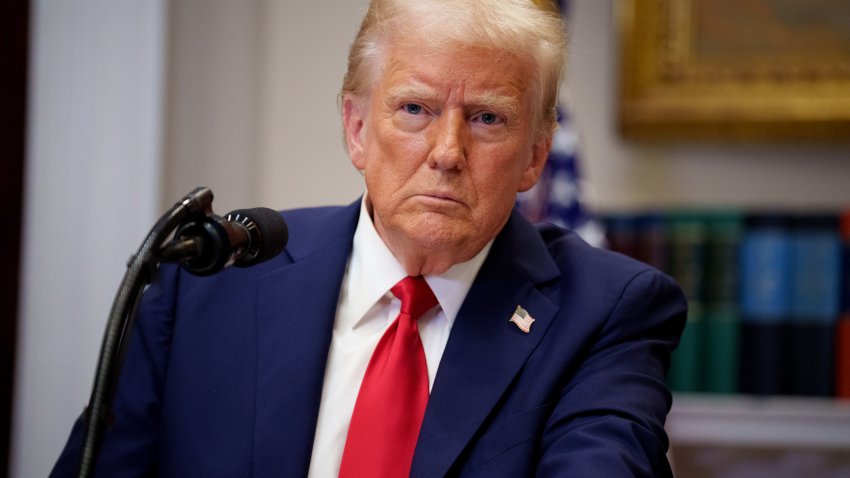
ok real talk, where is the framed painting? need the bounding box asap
[617,0,850,141]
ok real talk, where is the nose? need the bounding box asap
[427,111,466,171]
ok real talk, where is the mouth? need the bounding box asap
[418,191,462,204]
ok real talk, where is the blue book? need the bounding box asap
[739,214,793,395]
[788,215,842,396]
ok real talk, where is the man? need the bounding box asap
[53,0,686,476]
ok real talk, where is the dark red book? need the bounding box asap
[836,211,850,398]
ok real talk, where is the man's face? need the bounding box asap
[343,41,551,273]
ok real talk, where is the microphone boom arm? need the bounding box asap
[77,187,214,478]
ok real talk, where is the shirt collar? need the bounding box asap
[343,194,493,328]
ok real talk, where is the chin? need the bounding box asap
[404,220,475,255]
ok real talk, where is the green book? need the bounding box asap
[702,211,743,394]
[665,211,707,392]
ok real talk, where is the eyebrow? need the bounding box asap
[386,84,521,118]
[468,91,521,118]
[386,84,440,104]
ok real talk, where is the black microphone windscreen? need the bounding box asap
[228,207,289,267]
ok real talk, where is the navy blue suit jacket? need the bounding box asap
[53,201,686,477]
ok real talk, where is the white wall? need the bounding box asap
[255,0,368,210]
[567,0,850,212]
[164,0,368,215]
[163,0,265,215]
[11,1,166,476]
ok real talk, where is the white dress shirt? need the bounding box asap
[307,195,492,477]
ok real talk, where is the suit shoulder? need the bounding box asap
[534,222,687,340]
[535,222,668,284]
[278,202,359,258]
[280,204,354,229]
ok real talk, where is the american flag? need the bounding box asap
[516,1,606,247]
[516,108,606,247]
[509,306,535,334]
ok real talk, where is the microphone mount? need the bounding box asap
[76,187,287,478]
[158,207,288,276]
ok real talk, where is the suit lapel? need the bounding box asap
[252,203,359,476]
[411,211,561,477]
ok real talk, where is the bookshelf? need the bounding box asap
[599,209,850,398]
[597,210,850,475]
[667,394,850,477]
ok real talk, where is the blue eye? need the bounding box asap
[480,113,499,125]
[403,104,422,115]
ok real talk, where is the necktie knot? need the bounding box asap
[391,276,438,320]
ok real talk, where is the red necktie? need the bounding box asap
[338,276,438,478]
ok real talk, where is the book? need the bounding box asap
[604,213,640,260]
[635,212,669,271]
[837,210,850,399]
[739,214,793,396]
[837,318,850,398]
[665,211,707,393]
[787,215,842,396]
[702,211,743,394]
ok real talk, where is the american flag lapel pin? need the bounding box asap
[509,305,535,334]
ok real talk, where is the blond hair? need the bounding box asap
[341,0,567,138]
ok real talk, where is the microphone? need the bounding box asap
[160,207,289,276]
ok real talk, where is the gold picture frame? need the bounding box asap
[617,0,850,141]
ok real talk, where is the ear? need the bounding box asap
[517,133,552,192]
[343,94,368,170]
